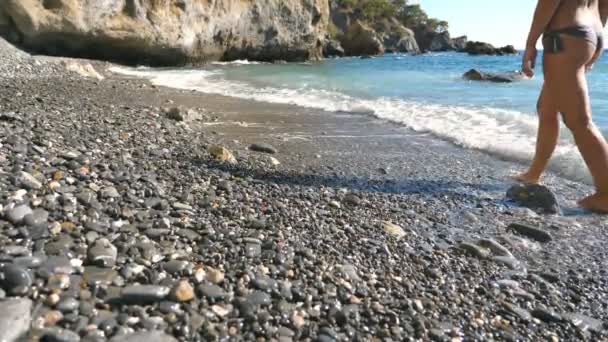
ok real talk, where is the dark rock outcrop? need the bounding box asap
[339,21,385,56]
[464,41,517,56]
[323,38,345,58]
[463,69,527,83]
[452,36,468,50]
[0,0,329,66]
[379,21,419,53]
[414,28,454,52]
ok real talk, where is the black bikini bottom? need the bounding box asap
[542,25,603,53]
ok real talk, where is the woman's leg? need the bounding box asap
[516,85,560,184]
[545,37,608,212]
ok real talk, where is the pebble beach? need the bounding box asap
[0,38,607,341]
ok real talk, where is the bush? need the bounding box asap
[333,0,448,33]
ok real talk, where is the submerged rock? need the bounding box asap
[508,223,553,243]
[506,183,561,214]
[249,143,278,154]
[463,69,527,83]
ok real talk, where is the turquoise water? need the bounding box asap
[112,52,608,182]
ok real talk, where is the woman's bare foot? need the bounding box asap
[578,193,608,213]
[512,171,541,184]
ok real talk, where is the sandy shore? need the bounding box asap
[0,41,607,340]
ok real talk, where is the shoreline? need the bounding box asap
[1,44,607,340]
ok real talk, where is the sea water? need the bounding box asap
[111,52,608,183]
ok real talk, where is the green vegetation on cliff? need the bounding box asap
[334,0,448,33]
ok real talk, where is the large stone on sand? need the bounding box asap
[506,183,561,214]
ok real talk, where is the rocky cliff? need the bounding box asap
[0,0,329,65]
[327,3,418,57]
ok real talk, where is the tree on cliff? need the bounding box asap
[334,0,448,33]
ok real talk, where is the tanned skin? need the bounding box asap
[518,0,608,213]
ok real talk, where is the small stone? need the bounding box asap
[382,221,406,238]
[198,284,226,301]
[329,200,341,209]
[211,304,232,317]
[162,260,189,275]
[6,205,33,225]
[491,256,522,270]
[458,241,489,259]
[56,298,79,313]
[47,273,71,291]
[208,145,237,164]
[17,171,42,190]
[101,187,120,199]
[24,209,49,228]
[249,143,278,154]
[41,327,81,342]
[172,202,192,211]
[268,157,281,166]
[0,265,32,295]
[109,330,178,342]
[83,267,118,286]
[344,194,361,206]
[44,310,64,326]
[291,310,307,328]
[477,239,513,257]
[120,285,170,304]
[170,280,195,302]
[502,302,532,322]
[206,267,224,284]
[0,298,32,342]
[566,313,603,332]
[531,308,563,323]
[9,189,27,202]
[87,238,118,267]
[246,291,271,306]
[509,223,552,243]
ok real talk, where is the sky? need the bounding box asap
[419,0,608,49]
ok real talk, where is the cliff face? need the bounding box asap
[327,5,418,57]
[0,0,329,65]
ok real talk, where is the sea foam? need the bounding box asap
[110,66,591,183]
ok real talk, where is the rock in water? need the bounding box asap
[506,184,561,214]
[249,143,278,154]
[463,69,527,83]
[463,41,517,55]
[0,298,32,342]
[508,223,553,243]
[208,145,237,164]
[0,0,329,65]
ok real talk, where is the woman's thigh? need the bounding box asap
[543,36,595,127]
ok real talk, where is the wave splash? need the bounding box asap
[109,66,590,183]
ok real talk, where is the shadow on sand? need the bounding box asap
[195,158,506,202]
